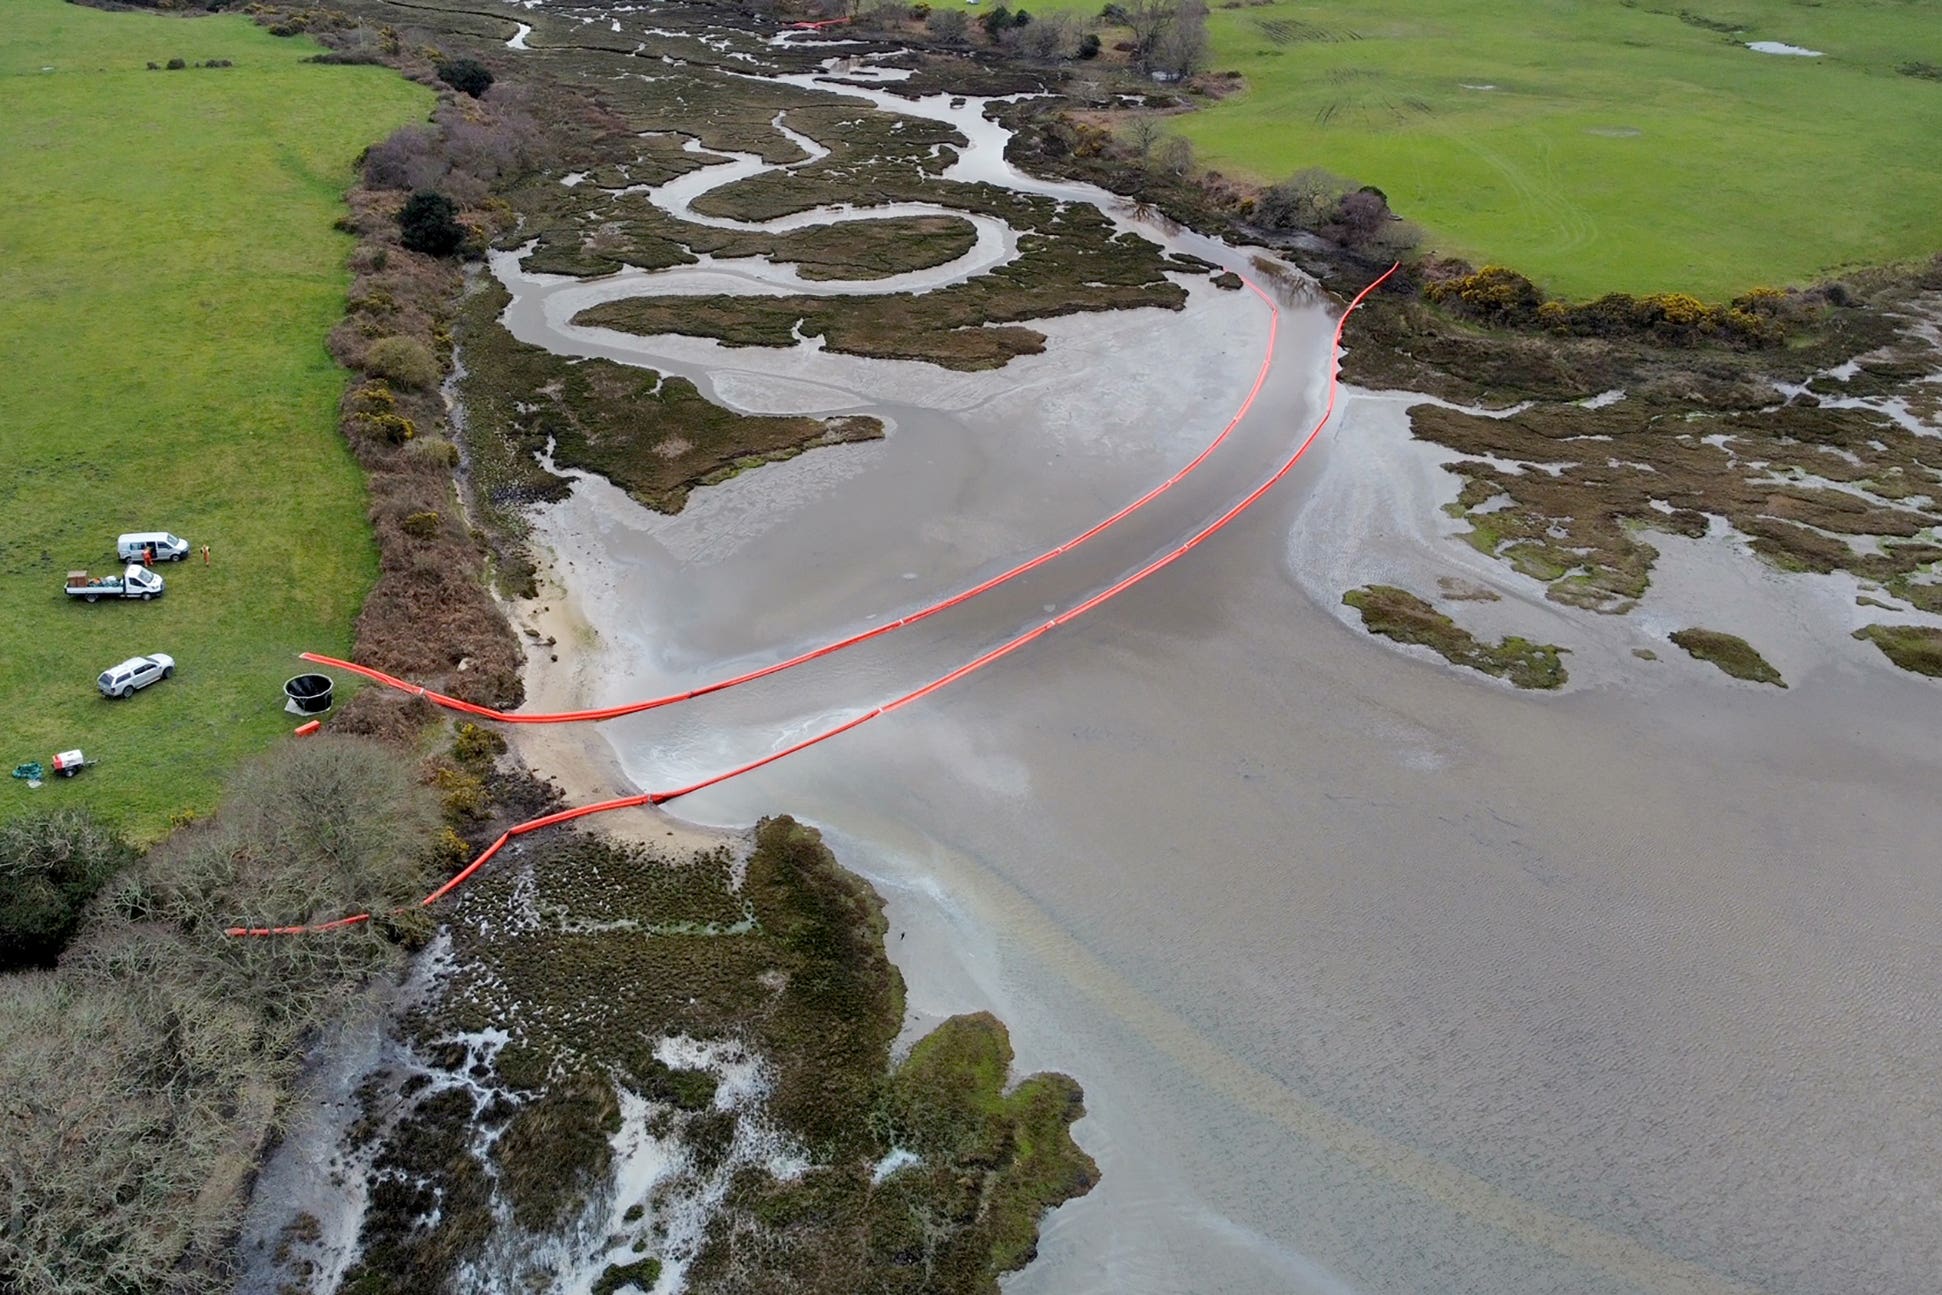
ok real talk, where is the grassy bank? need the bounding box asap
[0,0,429,836]
[1038,0,1942,297]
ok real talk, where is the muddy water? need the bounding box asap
[497,48,1941,1295]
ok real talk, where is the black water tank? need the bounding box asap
[284,673,334,714]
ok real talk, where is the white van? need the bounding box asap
[117,532,190,562]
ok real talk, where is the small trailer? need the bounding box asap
[9,751,94,787]
[50,750,94,778]
[66,565,165,602]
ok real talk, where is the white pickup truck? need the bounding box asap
[66,565,165,602]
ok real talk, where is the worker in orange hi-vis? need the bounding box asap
[142,545,152,569]
[202,543,211,566]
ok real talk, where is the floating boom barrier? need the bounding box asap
[229,263,1396,937]
[299,268,1298,723]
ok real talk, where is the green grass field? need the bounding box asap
[0,0,429,837]
[1046,0,1942,297]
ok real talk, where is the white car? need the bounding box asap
[98,653,175,699]
[117,532,191,563]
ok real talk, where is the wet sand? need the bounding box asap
[483,47,1940,1295]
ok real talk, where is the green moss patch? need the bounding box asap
[593,1258,663,1295]
[341,1086,496,1289]
[494,1070,624,1231]
[1852,623,1942,677]
[878,1012,1100,1277]
[1343,584,1568,689]
[1669,628,1786,687]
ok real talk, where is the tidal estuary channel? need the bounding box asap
[434,22,1938,1295]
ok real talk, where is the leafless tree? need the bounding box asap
[1157,133,1195,177]
[928,7,969,43]
[1151,0,1208,77]
[1330,188,1395,248]
[1017,11,1079,60]
[1127,113,1164,167]
[1364,218,1424,257]
[1255,167,1351,230]
[1120,0,1176,67]
[859,0,910,30]
[363,124,446,191]
[0,736,440,1295]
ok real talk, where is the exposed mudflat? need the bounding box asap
[477,16,1937,1295]
[532,359,1942,1295]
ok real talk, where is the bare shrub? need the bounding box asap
[1255,167,1351,231]
[858,0,913,31]
[0,738,437,1294]
[1017,11,1079,59]
[330,691,438,744]
[0,809,134,970]
[442,109,540,189]
[928,7,969,42]
[1364,216,1423,258]
[362,123,445,190]
[406,435,462,468]
[1329,187,1394,247]
[142,736,438,934]
[364,335,440,389]
[1156,133,1195,177]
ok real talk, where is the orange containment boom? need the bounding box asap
[229,265,1397,937]
[300,266,1302,724]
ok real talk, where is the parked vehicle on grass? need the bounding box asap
[65,565,165,602]
[97,653,175,699]
[117,531,190,563]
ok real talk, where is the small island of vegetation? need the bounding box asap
[1342,584,1568,689]
[1669,627,1786,687]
